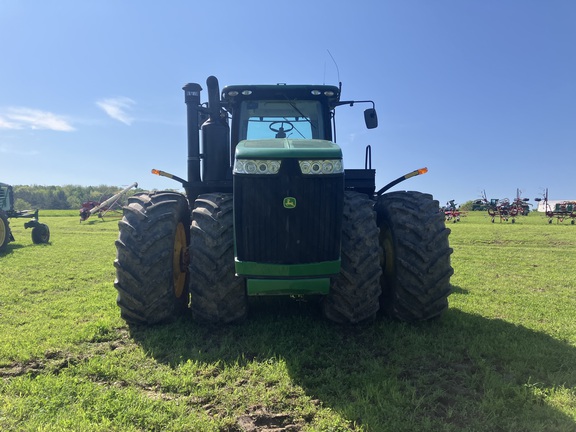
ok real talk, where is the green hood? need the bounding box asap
[235,139,342,160]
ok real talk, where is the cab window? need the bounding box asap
[238,100,325,140]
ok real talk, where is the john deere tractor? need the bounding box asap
[0,182,50,252]
[114,76,453,325]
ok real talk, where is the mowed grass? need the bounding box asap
[0,208,575,431]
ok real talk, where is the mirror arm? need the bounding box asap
[335,100,375,109]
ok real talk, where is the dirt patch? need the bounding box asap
[0,350,83,378]
[236,407,303,432]
[0,359,45,377]
[0,328,131,378]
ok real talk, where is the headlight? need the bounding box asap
[234,159,281,175]
[299,159,343,175]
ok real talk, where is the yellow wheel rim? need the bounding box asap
[0,219,6,246]
[172,222,187,298]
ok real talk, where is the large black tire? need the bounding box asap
[375,191,453,321]
[31,223,50,244]
[189,193,247,324]
[114,192,190,325]
[322,191,382,324]
[0,211,11,252]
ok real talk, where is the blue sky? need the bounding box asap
[1,1,574,207]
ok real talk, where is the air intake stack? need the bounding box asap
[201,76,230,182]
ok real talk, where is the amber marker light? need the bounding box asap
[376,167,430,195]
[151,168,173,179]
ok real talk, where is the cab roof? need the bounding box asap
[221,84,341,109]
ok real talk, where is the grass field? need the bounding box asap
[1,208,575,431]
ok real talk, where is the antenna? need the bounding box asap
[327,49,341,86]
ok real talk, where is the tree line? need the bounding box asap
[11,185,147,211]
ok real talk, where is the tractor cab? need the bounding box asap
[222,84,339,146]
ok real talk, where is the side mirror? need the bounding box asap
[534,198,542,202]
[364,108,378,129]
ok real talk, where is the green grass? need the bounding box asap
[1,210,575,431]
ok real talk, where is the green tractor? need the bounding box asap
[0,182,50,252]
[114,76,453,325]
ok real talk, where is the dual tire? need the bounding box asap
[323,190,453,323]
[115,192,246,325]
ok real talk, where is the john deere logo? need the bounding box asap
[283,197,297,209]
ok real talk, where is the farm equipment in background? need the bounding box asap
[0,182,50,252]
[442,200,464,222]
[511,189,531,216]
[535,189,576,224]
[114,76,453,326]
[79,182,138,222]
[488,198,513,223]
[475,191,512,223]
[475,189,529,223]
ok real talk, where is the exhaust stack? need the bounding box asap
[183,82,202,183]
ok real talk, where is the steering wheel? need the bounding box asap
[269,121,294,138]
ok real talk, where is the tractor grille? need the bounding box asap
[234,159,343,265]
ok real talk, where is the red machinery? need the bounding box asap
[79,182,138,222]
[475,189,530,223]
[535,189,576,224]
[442,200,463,223]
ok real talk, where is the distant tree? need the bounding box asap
[460,200,475,211]
[14,198,32,211]
[52,189,68,209]
[67,195,82,210]
[11,184,142,210]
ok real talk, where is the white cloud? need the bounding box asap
[0,107,75,131]
[96,97,135,125]
[0,116,21,129]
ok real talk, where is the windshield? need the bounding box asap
[238,100,325,140]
